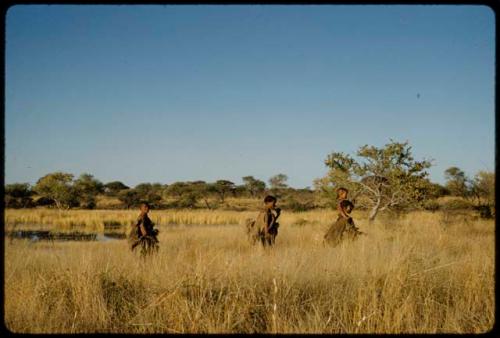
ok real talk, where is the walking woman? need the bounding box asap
[128,202,159,256]
[246,195,281,247]
[324,188,363,246]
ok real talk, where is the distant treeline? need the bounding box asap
[4,168,493,215]
[4,173,317,211]
[4,140,495,220]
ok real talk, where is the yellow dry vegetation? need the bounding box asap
[4,209,494,333]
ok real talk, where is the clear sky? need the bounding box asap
[5,5,495,188]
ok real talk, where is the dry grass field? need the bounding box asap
[4,208,495,333]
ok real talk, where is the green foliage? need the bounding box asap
[9,165,488,214]
[117,189,142,209]
[444,167,469,197]
[131,183,163,208]
[34,172,80,209]
[422,199,440,212]
[213,180,236,203]
[242,176,266,197]
[268,174,288,191]
[441,198,474,211]
[189,181,218,208]
[5,183,34,208]
[474,205,493,219]
[164,181,215,209]
[165,182,189,198]
[5,183,33,198]
[104,181,129,196]
[279,187,316,211]
[317,140,433,221]
[471,171,495,206]
[171,193,199,209]
[427,182,450,199]
[34,196,56,207]
[74,173,104,209]
[281,197,314,212]
[468,171,495,218]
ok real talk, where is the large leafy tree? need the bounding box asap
[242,176,266,197]
[34,172,79,209]
[163,181,214,209]
[74,173,104,209]
[165,182,189,199]
[315,140,432,221]
[213,180,236,203]
[188,181,217,209]
[471,171,495,207]
[269,174,288,191]
[268,174,289,197]
[104,181,129,196]
[444,167,469,198]
[5,183,34,208]
[117,189,142,209]
[132,183,162,207]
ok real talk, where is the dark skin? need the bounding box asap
[138,204,149,237]
[337,190,351,219]
[263,200,280,235]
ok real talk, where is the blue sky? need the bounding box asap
[5,5,495,188]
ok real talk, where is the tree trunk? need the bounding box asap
[368,197,381,222]
[203,198,212,210]
[54,199,63,210]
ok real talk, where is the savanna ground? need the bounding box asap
[4,208,495,333]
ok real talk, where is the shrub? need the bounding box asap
[282,198,315,212]
[441,198,474,211]
[423,200,440,212]
[170,194,198,209]
[474,205,493,219]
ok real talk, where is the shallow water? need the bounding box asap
[6,230,125,242]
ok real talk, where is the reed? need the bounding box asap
[4,208,350,231]
[4,210,494,333]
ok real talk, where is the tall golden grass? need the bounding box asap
[4,208,342,231]
[4,209,494,333]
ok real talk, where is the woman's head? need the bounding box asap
[264,195,277,208]
[140,202,150,213]
[337,187,348,199]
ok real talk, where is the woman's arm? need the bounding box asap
[337,202,350,219]
[262,212,270,234]
[137,217,147,236]
[274,208,281,220]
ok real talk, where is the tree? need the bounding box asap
[104,181,129,195]
[281,187,316,212]
[444,167,469,197]
[151,183,164,195]
[232,185,248,198]
[34,172,79,209]
[117,189,142,209]
[269,174,288,191]
[134,183,154,196]
[165,182,189,199]
[242,176,266,197]
[213,180,236,203]
[74,173,104,209]
[427,182,450,199]
[5,183,34,208]
[188,181,216,209]
[133,183,162,208]
[316,140,432,222]
[471,171,495,207]
[163,181,213,209]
